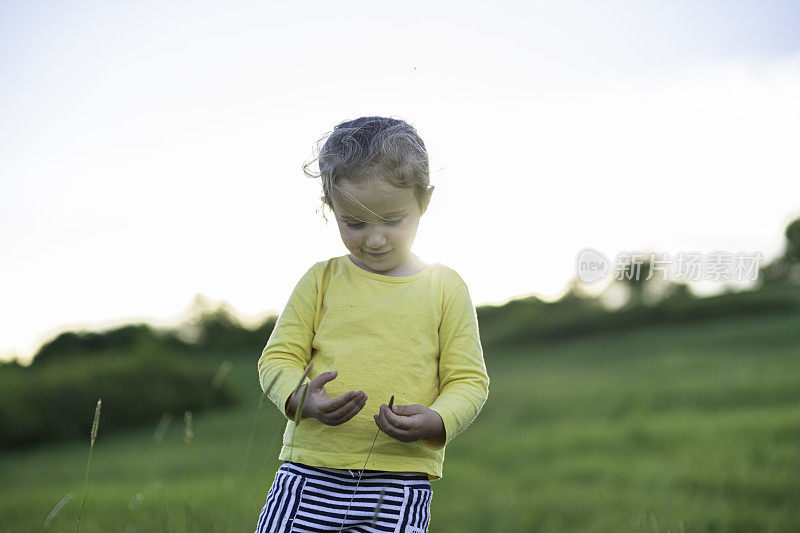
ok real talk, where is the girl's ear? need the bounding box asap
[419,185,435,215]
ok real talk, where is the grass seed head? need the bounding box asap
[90,399,102,447]
[184,411,194,445]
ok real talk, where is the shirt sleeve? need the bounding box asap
[257,265,317,419]
[424,281,490,450]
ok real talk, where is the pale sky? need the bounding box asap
[2,1,800,363]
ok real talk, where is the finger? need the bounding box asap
[320,391,366,421]
[327,395,367,425]
[391,404,425,417]
[308,370,338,391]
[328,391,367,418]
[374,411,395,437]
[374,411,412,442]
[320,390,365,414]
[378,405,413,436]
[381,404,414,431]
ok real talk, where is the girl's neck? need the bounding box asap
[348,253,426,277]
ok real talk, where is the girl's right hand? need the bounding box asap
[288,371,367,426]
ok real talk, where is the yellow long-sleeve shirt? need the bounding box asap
[257,255,489,480]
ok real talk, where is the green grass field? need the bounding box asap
[1,310,799,532]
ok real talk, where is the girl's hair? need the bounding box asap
[303,116,431,212]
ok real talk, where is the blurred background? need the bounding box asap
[1,1,799,531]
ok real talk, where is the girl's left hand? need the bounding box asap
[374,403,445,443]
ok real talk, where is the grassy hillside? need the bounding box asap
[1,299,799,532]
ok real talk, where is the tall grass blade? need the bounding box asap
[339,395,393,532]
[239,364,312,533]
[288,383,309,462]
[293,362,313,393]
[44,493,73,527]
[205,359,234,406]
[225,372,281,533]
[284,361,312,463]
[211,360,233,391]
[184,501,193,533]
[128,481,163,510]
[153,412,172,443]
[650,512,659,532]
[75,398,102,533]
[371,488,386,523]
[240,429,282,533]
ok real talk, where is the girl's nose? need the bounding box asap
[365,230,387,249]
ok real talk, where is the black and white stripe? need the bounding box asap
[256,461,433,533]
[256,466,306,533]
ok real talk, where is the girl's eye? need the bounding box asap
[343,218,401,228]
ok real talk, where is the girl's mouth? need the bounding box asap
[366,250,390,259]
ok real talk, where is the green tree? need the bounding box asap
[760,216,800,285]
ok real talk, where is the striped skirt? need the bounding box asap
[255,461,433,533]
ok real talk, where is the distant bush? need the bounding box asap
[31,324,191,367]
[186,309,276,355]
[477,284,800,350]
[0,348,236,448]
[30,312,276,367]
[1,298,278,449]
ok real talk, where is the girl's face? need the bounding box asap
[330,177,428,276]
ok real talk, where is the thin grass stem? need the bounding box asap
[339,395,393,532]
[371,489,386,523]
[75,398,101,533]
[289,384,309,462]
[240,429,282,533]
[225,372,281,533]
[240,363,312,532]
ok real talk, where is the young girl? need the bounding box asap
[256,116,489,533]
